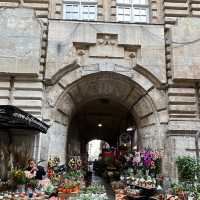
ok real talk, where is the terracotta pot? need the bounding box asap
[71,187,75,192]
[73,186,77,192]
[69,188,73,193]
[58,187,63,192]
[76,186,80,192]
[64,188,69,193]
[76,185,80,192]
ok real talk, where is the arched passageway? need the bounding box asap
[67,98,136,158]
[87,140,110,162]
[44,71,167,167]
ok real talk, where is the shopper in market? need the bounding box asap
[27,159,46,180]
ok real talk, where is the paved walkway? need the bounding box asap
[91,173,115,200]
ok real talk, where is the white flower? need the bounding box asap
[24,171,36,179]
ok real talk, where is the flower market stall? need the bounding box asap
[109,148,162,199]
[2,111,200,200]
[92,144,164,200]
[0,105,49,196]
[0,154,111,200]
[2,148,200,200]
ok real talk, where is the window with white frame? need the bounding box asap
[117,0,149,23]
[63,0,97,20]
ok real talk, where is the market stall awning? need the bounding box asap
[0,105,49,133]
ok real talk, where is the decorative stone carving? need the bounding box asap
[77,49,86,56]
[97,33,117,46]
[73,33,139,60]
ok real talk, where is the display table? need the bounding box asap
[125,185,157,200]
[134,185,157,197]
[127,195,148,200]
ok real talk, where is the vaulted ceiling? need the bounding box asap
[69,98,135,145]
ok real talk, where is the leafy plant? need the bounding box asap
[176,156,198,182]
[43,183,56,195]
[70,193,109,200]
[11,169,26,185]
[26,178,38,189]
[64,170,83,181]
[171,182,185,194]
[82,183,106,194]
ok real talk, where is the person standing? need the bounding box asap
[27,159,46,180]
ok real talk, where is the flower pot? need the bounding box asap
[64,188,69,193]
[75,186,79,193]
[16,184,25,193]
[72,188,75,193]
[58,187,63,192]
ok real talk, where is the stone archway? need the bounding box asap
[42,66,167,166]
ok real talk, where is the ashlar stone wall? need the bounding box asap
[42,20,167,165]
[1,0,200,178]
[0,7,46,162]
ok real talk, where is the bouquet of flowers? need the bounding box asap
[131,150,161,176]
[68,157,82,171]
[24,170,36,179]
[48,156,60,178]
[141,150,161,175]
[48,156,60,168]
[11,168,38,190]
[24,170,38,189]
[11,169,26,185]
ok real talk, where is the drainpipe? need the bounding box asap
[195,131,200,181]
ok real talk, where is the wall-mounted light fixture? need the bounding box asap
[98,123,103,127]
[126,127,133,132]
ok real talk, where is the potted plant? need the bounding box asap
[176,156,198,182]
[171,182,187,200]
[11,168,26,192]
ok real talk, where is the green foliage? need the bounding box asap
[154,158,161,175]
[176,156,198,182]
[63,181,79,189]
[171,182,185,193]
[44,183,56,195]
[11,169,26,185]
[50,175,60,186]
[64,170,83,182]
[26,178,38,189]
[70,193,109,200]
[82,183,106,194]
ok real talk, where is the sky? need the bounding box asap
[88,139,101,161]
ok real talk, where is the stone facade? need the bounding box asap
[0,0,200,179]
